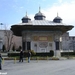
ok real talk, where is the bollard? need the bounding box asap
[14,58,16,64]
[37,57,39,62]
[26,57,28,63]
[47,56,48,60]
[2,58,4,64]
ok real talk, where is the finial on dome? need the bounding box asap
[26,11,27,17]
[39,6,41,13]
[57,12,58,17]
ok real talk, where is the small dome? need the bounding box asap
[34,7,46,20]
[22,16,31,20]
[22,12,31,23]
[35,11,45,17]
[53,13,62,23]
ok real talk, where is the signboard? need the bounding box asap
[39,36,48,41]
[33,36,38,41]
[33,36,53,41]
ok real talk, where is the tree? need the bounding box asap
[2,45,6,52]
[4,30,13,52]
[12,45,15,51]
[50,50,54,57]
[0,23,13,52]
[19,46,22,50]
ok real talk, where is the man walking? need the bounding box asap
[19,48,23,62]
[28,50,31,63]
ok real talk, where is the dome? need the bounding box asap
[22,12,31,23]
[34,7,46,20]
[35,11,45,17]
[22,16,31,20]
[53,13,62,23]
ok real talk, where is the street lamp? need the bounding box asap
[0,23,4,51]
[0,23,3,30]
[0,23,3,25]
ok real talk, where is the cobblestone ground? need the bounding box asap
[0,59,75,75]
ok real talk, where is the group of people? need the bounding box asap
[0,48,31,70]
[19,48,31,63]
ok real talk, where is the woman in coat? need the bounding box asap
[19,50,23,62]
[28,50,31,63]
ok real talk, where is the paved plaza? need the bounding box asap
[0,59,75,75]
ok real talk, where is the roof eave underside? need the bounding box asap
[11,25,74,36]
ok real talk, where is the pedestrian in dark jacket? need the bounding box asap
[28,50,31,63]
[19,49,23,62]
[0,54,3,70]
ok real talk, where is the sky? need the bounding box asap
[0,0,75,36]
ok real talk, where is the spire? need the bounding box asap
[25,11,28,17]
[57,12,58,17]
[39,6,41,13]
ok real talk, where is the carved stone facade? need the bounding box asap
[0,30,75,58]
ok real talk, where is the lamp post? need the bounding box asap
[0,23,4,51]
[0,23,3,30]
[0,23,3,25]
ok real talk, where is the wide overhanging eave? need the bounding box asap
[11,25,74,36]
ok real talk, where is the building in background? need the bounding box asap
[0,30,5,50]
[62,32,75,52]
[69,36,75,51]
[0,30,22,51]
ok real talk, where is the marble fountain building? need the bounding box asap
[11,9,74,57]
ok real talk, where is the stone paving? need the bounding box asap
[0,59,75,75]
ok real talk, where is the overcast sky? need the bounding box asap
[0,0,75,36]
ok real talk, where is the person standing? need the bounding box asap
[0,53,3,70]
[19,48,23,62]
[28,50,31,63]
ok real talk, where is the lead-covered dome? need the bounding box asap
[34,7,46,20]
[22,12,31,23]
[53,13,62,23]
